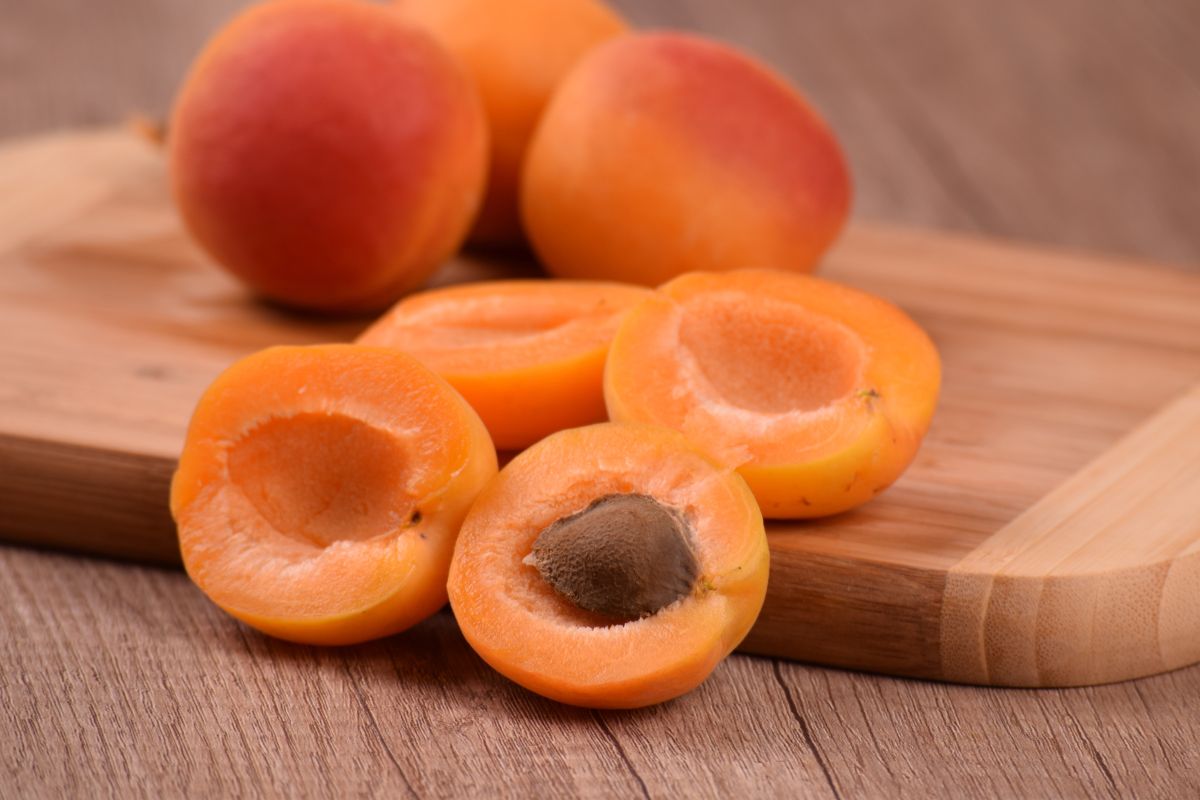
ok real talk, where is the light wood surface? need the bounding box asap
[940,385,1200,686]
[3,1,1200,796]
[2,129,1198,691]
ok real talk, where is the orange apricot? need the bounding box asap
[170,0,487,313]
[522,31,851,286]
[357,280,652,450]
[394,0,627,247]
[448,422,769,708]
[604,270,941,518]
[171,345,497,645]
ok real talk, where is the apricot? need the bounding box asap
[356,280,651,449]
[394,0,627,247]
[448,422,769,708]
[604,270,941,518]
[522,32,851,286]
[170,0,487,313]
[170,345,497,645]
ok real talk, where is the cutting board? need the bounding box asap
[2,129,1198,688]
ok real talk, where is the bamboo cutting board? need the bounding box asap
[2,129,1198,688]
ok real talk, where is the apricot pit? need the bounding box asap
[526,493,699,621]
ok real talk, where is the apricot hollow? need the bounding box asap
[356,279,652,449]
[448,422,769,708]
[394,0,627,247]
[171,344,497,645]
[170,0,487,313]
[604,270,941,518]
[522,31,851,286]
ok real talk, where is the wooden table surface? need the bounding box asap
[3,1,1199,797]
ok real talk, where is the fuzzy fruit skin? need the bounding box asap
[522,31,852,286]
[170,0,487,313]
[394,0,626,248]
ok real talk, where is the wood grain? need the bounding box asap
[3,130,1197,690]
[941,385,1200,686]
[2,1,1199,796]
[4,546,1199,798]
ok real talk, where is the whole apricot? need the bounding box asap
[394,0,626,248]
[522,32,852,286]
[170,0,487,313]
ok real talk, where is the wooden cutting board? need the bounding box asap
[2,129,1198,688]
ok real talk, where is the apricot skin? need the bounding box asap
[170,0,487,313]
[394,0,626,247]
[522,32,851,286]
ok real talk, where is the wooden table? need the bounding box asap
[3,1,1198,796]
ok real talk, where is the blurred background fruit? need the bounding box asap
[395,0,627,249]
[169,0,487,313]
[4,0,1197,265]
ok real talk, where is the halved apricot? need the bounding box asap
[357,280,652,449]
[171,344,497,645]
[604,270,941,518]
[448,422,769,708]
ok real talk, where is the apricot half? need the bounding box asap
[522,32,851,285]
[605,270,941,518]
[395,0,626,247]
[448,422,769,708]
[357,280,651,449]
[170,0,487,312]
[171,345,497,645]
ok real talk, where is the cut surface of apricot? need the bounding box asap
[357,280,652,449]
[448,422,769,708]
[604,270,941,518]
[171,344,497,645]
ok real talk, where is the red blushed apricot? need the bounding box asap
[449,423,769,708]
[394,0,626,248]
[170,0,487,313]
[357,280,652,449]
[605,271,941,518]
[170,345,497,645]
[522,32,851,286]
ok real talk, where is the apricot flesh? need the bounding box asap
[170,0,487,312]
[394,0,627,247]
[522,31,851,286]
[448,422,769,708]
[604,270,941,518]
[171,345,497,645]
[357,279,652,449]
